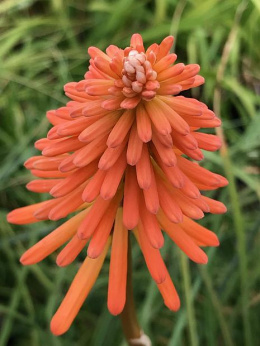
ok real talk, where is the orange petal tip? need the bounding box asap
[151,238,164,250]
[23,158,33,169]
[164,297,181,312]
[219,176,229,187]
[20,253,28,265]
[123,219,138,230]
[6,211,13,223]
[107,302,125,316]
[86,249,99,259]
[199,254,208,264]
[55,258,64,267]
[165,35,174,42]
[6,210,22,224]
[155,273,167,285]
[77,231,88,240]
[213,238,220,247]
[50,318,68,336]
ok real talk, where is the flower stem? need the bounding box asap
[213,3,252,344]
[180,251,198,346]
[120,234,151,346]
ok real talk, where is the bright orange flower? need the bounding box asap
[7,34,228,336]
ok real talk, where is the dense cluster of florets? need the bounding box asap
[7,34,227,336]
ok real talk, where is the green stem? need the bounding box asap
[155,0,167,24]
[213,2,252,344]
[217,143,251,346]
[200,267,234,346]
[120,235,150,346]
[180,252,198,346]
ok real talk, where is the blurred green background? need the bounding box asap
[0,0,260,345]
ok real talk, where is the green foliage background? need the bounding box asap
[0,0,260,345]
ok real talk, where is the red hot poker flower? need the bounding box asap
[7,34,228,336]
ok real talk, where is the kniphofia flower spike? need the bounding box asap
[7,34,228,336]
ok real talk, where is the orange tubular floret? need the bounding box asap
[145,99,172,136]
[143,168,159,214]
[108,208,128,315]
[82,169,106,202]
[73,134,108,168]
[7,201,51,224]
[100,151,127,200]
[88,46,111,60]
[87,200,119,259]
[140,196,164,249]
[182,75,205,90]
[78,111,120,143]
[177,156,228,188]
[126,121,143,165]
[152,148,184,188]
[48,184,87,221]
[155,171,183,223]
[56,234,89,267]
[157,84,182,96]
[156,97,190,135]
[171,132,198,151]
[55,107,71,120]
[33,198,60,220]
[136,145,152,189]
[86,84,111,96]
[26,179,60,193]
[201,196,227,214]
[98,136,128,171]
[56,115,99,137]
[123,166,140,229]
[146,43,159,56]
[156,36,174,61]
[136,103,152,143]
[130,33,144,51]
[158,210,208,264]
[50,163,97,197]
[46,110,66,126]
[6,33,229,336]
[135,223,167,284]
[120,95,141,109]
[154,132,173,147]
[179,174,201,199]
[157,271,180,311]
[106,45,123,58]
[30,169,71,179]
[151,136,177,167]
[180,216,219,247]
[153,53,177,73]
[56,152,76,172]
[42,137,85,157]
[168,64,200,84]
[34,138,61,151]
[64,82,95,101]
[172,189,205,220]
[157,63,185,82]
[81,101,108,117]
[192,132,222,152]
[32,157,65,171]
[77,196,111,239]
[24,155,42,169]
[162,95,202,116]
[20,209,88,265]
[106,109,134,148]
[47,126,62,140]
[94,57,118,79]
[50,238,110,336]
[102,95,125,111]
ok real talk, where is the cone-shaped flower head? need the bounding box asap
[7,34,228,336]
